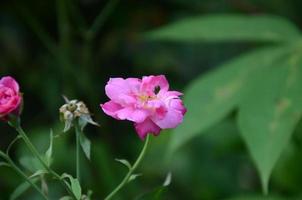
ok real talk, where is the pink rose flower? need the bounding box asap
[101,75,186,139]
[0,76,22,120]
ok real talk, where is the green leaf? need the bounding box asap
[61,173,82,200]
[79,115,99,130]
[45,129,54,166]
[10,178,39,200]
[168,46,291,154]
[115,158,131,170]
[19,156,44,173]
[79,132,91,160]
[238,55,302,193]
[146,14,301,42]
[70,179,81,200]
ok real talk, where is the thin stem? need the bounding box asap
[1,135,48,199]
[75,121,81,182]
[104,135,150,200]
[14,125,77,199]
[5,156,49,200]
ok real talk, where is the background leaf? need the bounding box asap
[79,132,91,160]
[168,46,291,154]
[115,159,131,170]
[238,55,302,193]
[61,173,82,200]
[146,14,301,42]
[45,129,54,166]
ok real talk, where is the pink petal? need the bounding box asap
[0,95,21,114]
[0,76,19,92]
[159,90,183,99]
[101,101,149,123]
[134,118,161,140]
[153,99,186,129]
[146,99,167,120]
[141,75,169,95]
[100,101,123,120]
[126,78,142,93]
[105,78,140,105]
[116,107,149,123]
[170,99,187,115]
[153,109,184,129]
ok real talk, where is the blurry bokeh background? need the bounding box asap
[1,0,302,199]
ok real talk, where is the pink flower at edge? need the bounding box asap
[0,76,22,121]
[100,75,186,140]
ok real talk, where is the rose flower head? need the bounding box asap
[60,96,98,132]
[101,75,186,139]
[0,76,22,121]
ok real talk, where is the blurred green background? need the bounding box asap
[1,0,302,199]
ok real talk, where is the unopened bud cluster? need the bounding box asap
[60,97,98,132]
[60,100,89,121]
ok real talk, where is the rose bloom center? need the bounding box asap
[0,87,15,104]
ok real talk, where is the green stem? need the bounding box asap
[6,156,49,200]
[104,135,150,200]
[13,125,77,199]
[75,121,81,182]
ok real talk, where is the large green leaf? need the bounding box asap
[146,15,301,42]
[238,55,302,193]
[168,46,291,154]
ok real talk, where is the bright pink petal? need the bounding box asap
[170,99,187,115]
[0,76,19,93]
[105,78,140,105]
[101,101,149,123]
[100,101,123,120]
[134,118,161,140]
[146,99,167,120]
[141,75,169,95]
[0,96,21,113]
[126,78,141,93]
[153,109,184,129]
[153,99,186,129]
[159,90,183,99]
[116,107,149,123]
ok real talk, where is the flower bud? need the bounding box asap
[59,96,98,132]
[0,76,22,122]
